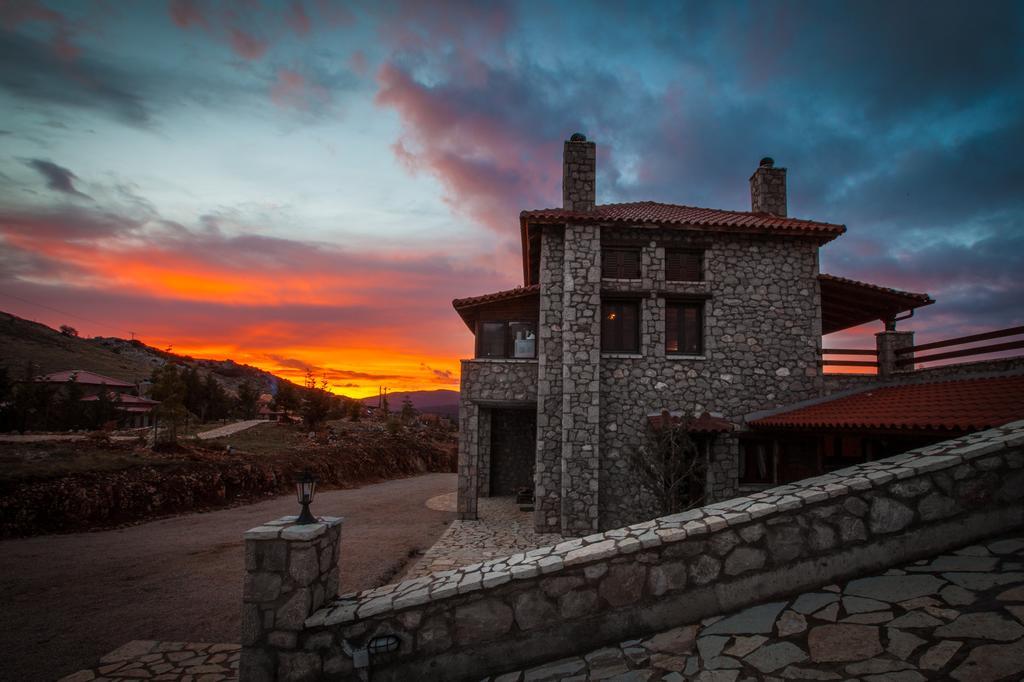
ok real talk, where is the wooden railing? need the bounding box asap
[896,325,1024,367]
[821,347,878,368]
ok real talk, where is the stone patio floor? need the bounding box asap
[489,533,1024,682]
[58,641,240,681]
[402,495,563,579]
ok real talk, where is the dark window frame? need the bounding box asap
[602,246,642,279]
[739,440,775,485]
[665,300,704,355]
[666,249,704,282]
[601,298,641,353]
[474,319,538,359]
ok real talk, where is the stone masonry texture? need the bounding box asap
[240,515,343,682]
[458,221,827,536]
[282,420,1024,681]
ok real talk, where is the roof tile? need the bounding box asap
[750,375,1024,432]
[521,201,845,240]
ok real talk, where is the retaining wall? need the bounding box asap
[266,420,1024,680]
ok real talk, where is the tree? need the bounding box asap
[301,386,331,430]
[400,396,417,424]
[59,324,79,337]
[200,373,229,421]
[86,386,121,430]
[630,409,707,516]
[348,398,361,422]
[150,365,187,443]
[235,381,259,419]
[57,377,86,430]
[273,381,299,414]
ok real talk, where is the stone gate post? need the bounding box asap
[875,330,914,378]
[240,515,343,681]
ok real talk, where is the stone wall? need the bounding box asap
[241,516,343,681]
[560,223,603,535]
[534,227,565,533]
[285,420,1024,682]
[457,360,538,519]
[596,230,824,529]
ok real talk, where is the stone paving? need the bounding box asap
[489,533,1024,682]
[58,641,240,682]
[402,495,563,579]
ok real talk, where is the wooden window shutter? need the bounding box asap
[603,248,641,279]
[666,250,702,281]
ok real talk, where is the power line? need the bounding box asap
[0,290,130,338]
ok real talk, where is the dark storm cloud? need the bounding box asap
[24,159,90,198]
[0,31,151,125]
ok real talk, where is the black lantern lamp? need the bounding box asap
[294,469,319,525]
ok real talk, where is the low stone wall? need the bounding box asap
[271,421,1024,681]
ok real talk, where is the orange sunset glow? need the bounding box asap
[1,0,1021,401]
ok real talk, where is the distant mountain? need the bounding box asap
[361,390,459,418]
[0,310,297,396]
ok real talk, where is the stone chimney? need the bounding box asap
[563,133,596,212]
[749,157,787,216]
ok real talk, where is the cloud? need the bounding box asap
[24,159,90,198]
[285,1,311,36]
[168,0,205,28]
[0,31,150,125]
[227,28,268,60]
[270,68,328,111]
[420,362,455,382]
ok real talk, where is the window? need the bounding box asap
[602,300,639,353]
[602,247,641,279]
[666,249,703,281]
[475,320,537,359]
[739,441,774,485]
[666,302,703,355]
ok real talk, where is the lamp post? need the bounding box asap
[294,469,318,524]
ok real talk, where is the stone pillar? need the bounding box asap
[562,134,596,212]
[535,227,565,533]
[456,379,480,520]
[749,157,787,216]
[560,223,602,536]
[241,515,343,681]
[876,330,914,378]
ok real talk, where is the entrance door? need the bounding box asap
[489,408,537,496]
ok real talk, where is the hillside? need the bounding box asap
[0,310,294,395]
[362,390,460,418]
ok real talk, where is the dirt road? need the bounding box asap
[0,472,456,681]
[195,419,265,440]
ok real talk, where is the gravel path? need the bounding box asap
[0,472,456,682]
[195,419,266,440]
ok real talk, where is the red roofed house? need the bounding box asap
[453,133,1022,537]
[36,370,159,427]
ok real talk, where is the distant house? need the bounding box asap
[36,370,135,397]
[35,369,159,428]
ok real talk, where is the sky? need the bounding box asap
[0,0,1022,397]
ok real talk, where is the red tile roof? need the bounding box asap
[37,370,134,387]
[452,284,541,310]
[749,375,1024,432]
[521,202,846,241]
[80,393,159,405]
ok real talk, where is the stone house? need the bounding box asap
[452,133,945,537]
